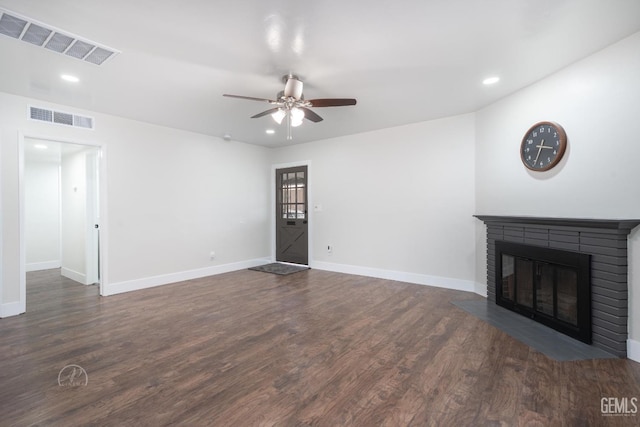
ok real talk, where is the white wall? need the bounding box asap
[24,152,60,271]
[475,32,640,350]
[271,114,477,291]
[0,91,271,312]
[0,125,22,312]
[104,116,271,290]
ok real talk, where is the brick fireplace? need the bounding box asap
[475,216,640,358]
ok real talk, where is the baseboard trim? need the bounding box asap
[311,261,477,293]
[103,258,270,296]
[474,282,487,297]
[0,301,24,318]
[61,267,87,285]
[26,260,61,272]
[628,339,640,363]
[103,257,477,301]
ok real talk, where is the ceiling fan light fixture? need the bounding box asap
[290,107,304,127]
[271,108,286,124]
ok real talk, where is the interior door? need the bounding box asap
[85,148,100,285]
[276,166,308,265]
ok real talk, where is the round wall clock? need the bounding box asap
[520,121,567,171]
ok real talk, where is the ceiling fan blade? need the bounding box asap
[251,108,281,119]
[223,94,277,103]
[307,98,357,107]
[300,107,323,123]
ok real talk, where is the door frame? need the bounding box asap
[18,131,108,310]
[271,160,312,265]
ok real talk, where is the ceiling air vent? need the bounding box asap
[29,106,94,130]
[0,8,119,65]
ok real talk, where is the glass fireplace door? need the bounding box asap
[501,256,579,328]
[496,241,590,343]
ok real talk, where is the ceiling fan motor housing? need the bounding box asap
[284,77,304,100]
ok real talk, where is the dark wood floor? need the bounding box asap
[2,269,640,426]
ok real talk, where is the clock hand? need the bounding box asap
[533,139,544,165]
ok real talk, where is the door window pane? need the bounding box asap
[279,171,306,219]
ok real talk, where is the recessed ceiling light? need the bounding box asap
[34,143,48,149]
[61,74,79,83]
[266,129,275,134]
[483,76,500,85]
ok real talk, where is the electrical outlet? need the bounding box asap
[210,251,216,260]
[327,245,332,254]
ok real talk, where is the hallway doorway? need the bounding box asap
[22,137,102,309]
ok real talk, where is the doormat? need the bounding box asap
[249,263,310,276]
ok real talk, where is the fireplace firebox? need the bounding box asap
[496,241,591,343]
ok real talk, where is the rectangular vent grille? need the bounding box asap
[30,106,94,130]
[0,8,119,65]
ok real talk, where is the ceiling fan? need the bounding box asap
[223,74,357,140]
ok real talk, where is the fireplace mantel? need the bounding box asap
[474,215,640,232]
[475,215,640,357]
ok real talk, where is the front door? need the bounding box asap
[276,166,308,265]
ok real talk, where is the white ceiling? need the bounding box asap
[1,0,639,148]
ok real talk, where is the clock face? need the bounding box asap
[520,121,567,171]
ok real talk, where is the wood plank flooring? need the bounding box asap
[2,268,640,426]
